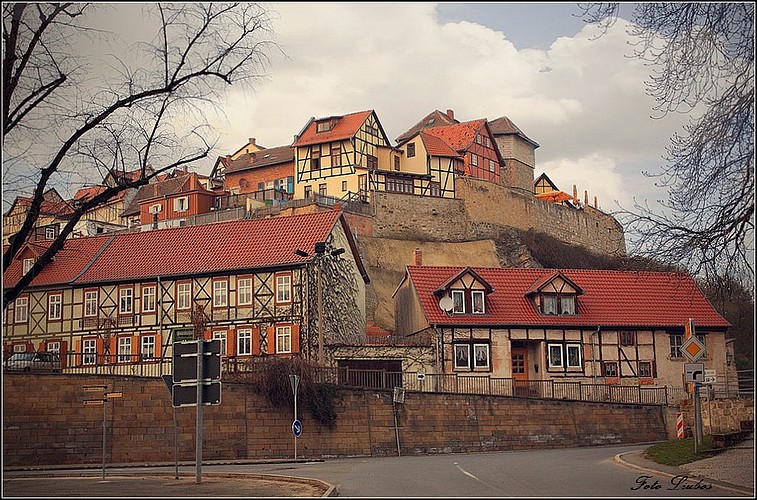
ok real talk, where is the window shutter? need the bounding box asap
[75,339,82,367]
[154,333,162,358]
[203,330,211,341]
[132,335,140,357]
[252,328,260,355]
[60,340,68,368]
[226,329,236,358]
[267,326,276,355]
[96,337,105,364]
[292,325,300,353]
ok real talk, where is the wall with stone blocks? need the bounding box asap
[679,397,755,435]
[3,374,667,467]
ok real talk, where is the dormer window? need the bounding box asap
[452,290,465,313]
[316,120,333,133]
[472,290,485,314]
[528,272,582,316]
[540,293,576,315]
[23,258,34,275]
[437,267,494,316]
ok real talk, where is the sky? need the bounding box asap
[5,2,691,218]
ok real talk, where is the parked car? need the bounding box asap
[3,352,61,372]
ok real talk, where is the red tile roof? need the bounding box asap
[225,145,294,174]
[403,266,730,329]
[4,210,369,289]
[293,110,374,147]
[396,109,459,144]
[419,131,461,158]
[423,119,487,153]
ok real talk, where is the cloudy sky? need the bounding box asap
[204,2,688,214]
[6,2,691,217]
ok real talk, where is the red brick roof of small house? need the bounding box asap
[121,172,209,217]
[292,110,375,147]
[73,186,128,203]
[396,109,459,145]
[4,209,370,289]
[225,145,295,174]
[419,131,462,158]
[423,119,488,153]
[400,266,730,329]
[6,196,75,218]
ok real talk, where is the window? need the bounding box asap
[561,295,576,315]
[331,144,341,166]
[451,290,465,314]
[316,120,332,133]
[542,295,557,315]
[342,180,348,192]
[23,258,34,275]
[566,344,582,368]
[14,296,28,323]
[119,287,133,315]
[638,361,653,378]
[213,331,227,357]
[117,336,132,363]
[13,344,26,353]
[174,196,189,212]
[213,280,228,308]
[485,136,491,148]
[177,282,192,310]
[237,328,252,355]
[471,153,478,166]
[46,341,61,353]
[454,344,470,370]
[83,339,97,365]
[472,290,485,314]
[149,203,162,215]
[407,142,416,158]
[367,154,378,170]
[319,183,327,196]
[476,133,482,144]
[276,273,292,304]
[237,278,252,306]
[385,176,413,194]
[670,334,683,358]
[473,344,489,369]
[602,361,618,377]
[276,325,292,353]
[620,331,635,346]
[142,286,156,313]
[548,344,563,367]
[489,160,496,172]
[304,186,312,199]
[141,335,156,360]
[429,182,441,197]
[311,149,321,170]
[48,293,62,321]
[394,156,400,171]
[45,226,56,240]
[84,290,98,317]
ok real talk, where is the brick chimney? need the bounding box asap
[249,137,256,146]
[573,185,578,205]
[594,196,598,209]
[333,202,342,212]
[584,190,589,206]
[446,109,455,120]
[413,248,423,266]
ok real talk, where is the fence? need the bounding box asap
[14,353,754,407]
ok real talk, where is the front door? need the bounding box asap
[511,347,530,396]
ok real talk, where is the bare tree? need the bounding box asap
[577,3,755,289]
[2,3,279,309]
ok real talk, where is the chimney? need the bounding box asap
[594,196,598,209]
[446,109,455,120]
[413,248,423,266]
[249,137,256,146]
[584,190,588,206]
[333,202,342,212]
[573,185,578,205]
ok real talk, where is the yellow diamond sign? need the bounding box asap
[682,335,706,362]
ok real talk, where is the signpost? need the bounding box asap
[170,339,222,484]
[83,385,122,482]
[289,375,300,460]
[681,319,707,452]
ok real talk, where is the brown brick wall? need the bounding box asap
[4,374,666,467]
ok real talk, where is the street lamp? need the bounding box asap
[295,242,345,365]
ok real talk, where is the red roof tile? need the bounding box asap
[293,110,374,147]
[423,119,487,153]
[404,266,730,329]
[419,131,461,158]
[225,145,294,174]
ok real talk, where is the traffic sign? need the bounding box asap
[704,369,717,385]
[172,382,222,407]
[172,339,221,384]
[684,363,705,383]
[292,419,302,438]
[681,335,706,362]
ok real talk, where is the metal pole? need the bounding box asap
[393,399,401,457]
[294,386,298,460]
[317,263,323,365]
[102,393,107,482]
[196,338,203,484]
[173,406,179,479]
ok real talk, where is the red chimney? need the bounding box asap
[249,137,256,146]
[413,248,423,266]
[584,190,588,206]
[594,196,598,208]
[446,109,454,120]
[573,185,578,205]
[333,202,342,212]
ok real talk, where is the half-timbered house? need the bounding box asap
[393,264,733,393]
[3,208,370,369]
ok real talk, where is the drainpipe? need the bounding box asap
[591,326,600,385]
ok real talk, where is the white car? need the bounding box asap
[3,352,61,372]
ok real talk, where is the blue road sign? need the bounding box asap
[292,419,302,438]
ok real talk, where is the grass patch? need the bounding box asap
[644,436,721,466]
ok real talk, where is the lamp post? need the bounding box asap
[295,242,345,365]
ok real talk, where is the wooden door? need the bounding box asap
[512,347,530,396]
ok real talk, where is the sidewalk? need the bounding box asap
[615,437,755,496]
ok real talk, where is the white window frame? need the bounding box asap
[84,290,98,317]
[174,196,189,212]
[177,282,192,310]
[566,343,582,368]
[141,335,156,360]
[45,226,56,240]
[14,296,28,323]
[560,295,576,315]
[117,336,132,363]
[453,344,470,370]
[275,273,292,304]
[276,325,292,353]
[83,338,97,365]
[237,328,252,356]
[22,258,34,275]
[237,278,252,306]
[213,280,228,308]
[119,287,133,315]
[670,334,683,358]
[142,286,156,313]
[13,344,26,353]
[473,343,489,369]
[451,290,465,314]
[212,330,227,357]
[542,295,557,315]
[48,293,62,321]
[489,159,495,172]
[471,153,478,166]
[548,343,563,368]
[46,341,61,353]
[471,290,485,314]
[603,361,618,377]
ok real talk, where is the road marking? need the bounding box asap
[455,464,479,481]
